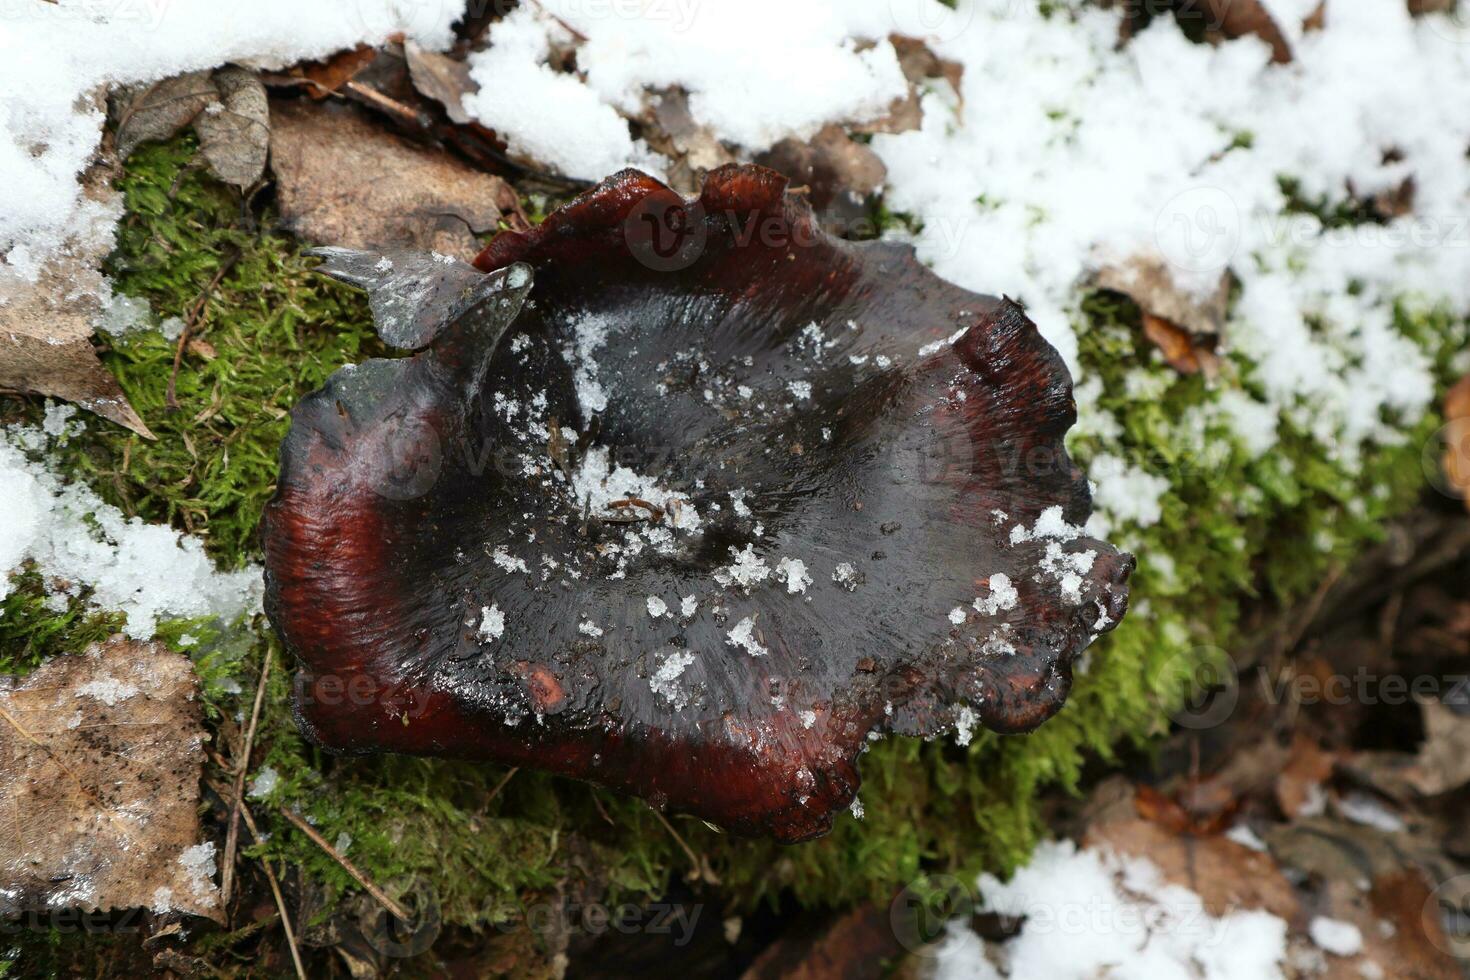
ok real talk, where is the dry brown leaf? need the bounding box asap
[1095,255,1228,376]
[1346,699,1470,799]
[1275,733,1337,818]
[641,89,736,195]
[113,70,218,160]
[0,635,219,921]
[0,168,152,438]
[0,274,153,438]
[195,65,270,188]
[404,40,476,125]
[1408,0,1455,15]
[262,44,379,99]
[756,124,886,230]
[1403,699,1470,796]
[1201,0,1294,64]
[269,99,519,261]
[1444,374,1470,511]
[1084,817,1299,919]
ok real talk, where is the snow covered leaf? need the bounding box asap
[0,256,153,439]
[269,99,520,262]
[0,636,220,921]
[1085,817,1298,920]
[194,66,270,188]
[261,165,1133,843]
[1094,256,1227,376]
[1444,374,1470,512]
[112,70,218,160]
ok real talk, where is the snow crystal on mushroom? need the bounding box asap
[650,651,696,709]
[725,615,768,656]
[715,544,770,591]
[776,556,812,595]
[478,604,505,642]
[973,573,1018,616]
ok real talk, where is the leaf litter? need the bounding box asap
[0,635,221,922]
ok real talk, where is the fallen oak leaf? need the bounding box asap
[269,98,520,261]
[0,635,220,921]
[194,65,270,189]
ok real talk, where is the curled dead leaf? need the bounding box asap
[404,40,475,126]
[113,70,218,160]
[0,636,219,921]
[1095,255,1229,376]
[194,65,271,188]
[262,44,379,100]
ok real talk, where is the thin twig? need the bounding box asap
[588,788,614,826]
[166,251,239,409]
[277,806,409,923]
[221,651,271,911]
[208,780,306,980]
[649,807,701,873]
[486,765,520,806]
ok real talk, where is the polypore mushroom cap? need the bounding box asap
[261,165,1133,843]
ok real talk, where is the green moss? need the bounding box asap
[0,570,125,677]
[15,134,1468,949]
[45,137,385,571]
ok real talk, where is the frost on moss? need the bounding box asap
[8,137,1466,935]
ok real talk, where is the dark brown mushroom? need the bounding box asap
[261,164,1133,843]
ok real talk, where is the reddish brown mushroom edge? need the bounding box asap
[261,164,1134,844]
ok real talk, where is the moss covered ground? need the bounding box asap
[3,136,1465,973]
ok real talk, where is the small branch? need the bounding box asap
[277,806,410,924]
[166,250,239,410]
[220,651,271,912]
[207,780,306,980]
[486,765,519,806]
[649,807,701,874]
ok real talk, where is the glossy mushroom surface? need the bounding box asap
[261,165,1132,843]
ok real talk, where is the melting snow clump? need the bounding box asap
[931,839,1289,980]
[725,615,768,656]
